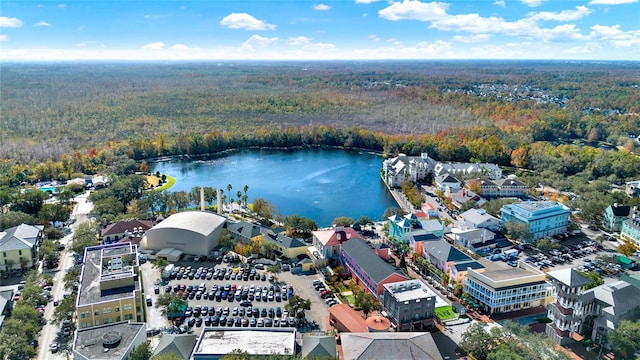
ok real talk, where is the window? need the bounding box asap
[103,308,112,314]
[124,314,133,320]
[94,311,99,316]
[18,250,22,256]
[115,307,120,312]
[2,252,5,258]
[123,304,133,311]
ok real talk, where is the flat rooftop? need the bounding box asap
[193,328,296,357]
[73,321,145,360]
[481,267,535,282]
[77,244,140,306]
[385,280,436,303]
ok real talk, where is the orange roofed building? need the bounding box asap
[329,304,368,333]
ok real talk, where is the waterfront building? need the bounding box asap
[382,279,436,331]
[382,153,434,188]
[500,201,570,242]
[76,243,145,329]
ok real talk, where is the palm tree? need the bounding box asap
[243,185,249,205]
[227,184,233,202]
[236,190,242,204]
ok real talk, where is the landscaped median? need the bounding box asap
[150,174,175,191]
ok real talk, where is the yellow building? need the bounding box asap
[76,243,145,329]
[464,261,553,315]
[261,232,309,260]
[0,224,43,273]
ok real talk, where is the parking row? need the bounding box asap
[161,282,294,304]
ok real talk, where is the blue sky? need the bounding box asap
[1,0,638,61]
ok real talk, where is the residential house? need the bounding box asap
[101,219,152,245]
[340,332,443,360]
[76,243,145,329]
[153,333,197,360]
[449,188,485,210]
[382,153,434,188]
[451,228,497,252]
[313,226,363,260]
[388,214,445,244]
[500,201,571,242]
[546,268,640,345]
[603,204,631,232]
[0,224,44,273]
[626,180,640,197]
[408,233,440,257]
[340,238,409,296]
[435,174,461,193]
[465,261,551,315]
[421,203,439,218]
[422,240,484,284]
[382,279,436,331]
[459,208,501,231]
[374,242,391,262]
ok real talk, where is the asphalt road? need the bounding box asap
[37,191,92,360]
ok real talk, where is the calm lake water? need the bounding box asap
[150,148,398,227]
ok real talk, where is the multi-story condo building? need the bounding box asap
[500,201,570,242]
[0,224,43,273]
[603,204,631,232]
[626,180,640,197]
[388,214,445,244]
[382,280,436,331]
[464,261,551,315]
[621,208,640,246]
[382,153,434,188]
[546,268,640,345]
[76,243,145,329]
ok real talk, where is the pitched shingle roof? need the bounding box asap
[227,221,263,240]
[0,224,41,251]
[423,240,471,263]
[341,332,443,360]
[547,268,591,287]
[340,238,404,284]
[609,205,631,217]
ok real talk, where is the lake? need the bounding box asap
[150,148,398,227]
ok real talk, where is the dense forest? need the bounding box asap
[1,61,639,226]
[1,61,638,162]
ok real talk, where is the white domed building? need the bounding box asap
[143,211,226,256]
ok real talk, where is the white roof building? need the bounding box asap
[143,211,226,256]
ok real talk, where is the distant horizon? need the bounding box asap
[1,1,638,61]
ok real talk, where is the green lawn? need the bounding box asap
[434,305,457,321]
[154,174,175,191]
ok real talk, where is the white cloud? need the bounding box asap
[36,21,51,27]
[452,34,491,43]
[0,17,23,28]
[288,36,312,46]
[220,13,276,30]
[369,34,380,41]
[242,34,278,49]
[589,0,637,4]
[589,24,640,47]
[0,34,7,41]
[494,0,506,7]
[142,42,165,50]
[57,4,66,8]
[313,4,331,11]
[355,0,381,3]
[521,0,545,7]
[527,6,591,22]
[378,0,449,21]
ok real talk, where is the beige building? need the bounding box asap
[76,243,145,329]
[464,261,553,315]
[0,224,43,273]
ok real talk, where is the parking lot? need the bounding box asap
[146,257,330,335]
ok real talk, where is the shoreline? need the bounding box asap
[380,172,414,214]
[148,144,385,163]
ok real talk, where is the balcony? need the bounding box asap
[555,302,574,316]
